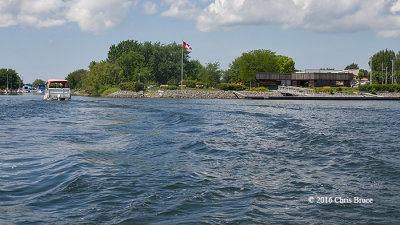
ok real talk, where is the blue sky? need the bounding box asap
[1,0,400,83]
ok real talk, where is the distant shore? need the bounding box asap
[72,89,400,99]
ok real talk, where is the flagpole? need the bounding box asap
[181,41,184,89]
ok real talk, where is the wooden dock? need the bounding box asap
[242,96,400,101]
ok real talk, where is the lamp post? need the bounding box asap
[392,60,394,84]
[370,59,373,84]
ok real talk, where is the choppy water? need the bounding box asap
[1,94,400,224]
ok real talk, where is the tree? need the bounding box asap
[117,51,145,82]
[222,63,239,83]
[320,68,335,71]
[232,49,279,83]
[66,69,87,89]
[277,55,296,73]
[0,68,22,89]
[395,51,400,84]
[32,79,45,87]
[229,49,295,83]
[369,49,396,84]
[107,40,142,63]
[82,61,122,95]
[345,63,359,70]
[198,62,222,86]
[185,60,203,81]
[106,40,195,85]
[358,69,368,80]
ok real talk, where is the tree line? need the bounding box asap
[369,49,400,84]
[66,40,296,95]
[0,69,22,89]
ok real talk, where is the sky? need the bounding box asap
[1,0,400,83]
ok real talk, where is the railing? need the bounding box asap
[278,86,315,96]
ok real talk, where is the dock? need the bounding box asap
[232,91,400,101]
[241,96,400,101]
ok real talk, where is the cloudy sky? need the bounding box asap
[1,0,400,83]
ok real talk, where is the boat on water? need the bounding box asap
[44,79,71,101]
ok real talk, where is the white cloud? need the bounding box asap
[0,0,134,33]
[161,0,201,19]
[66,0,134,34]
[161,0,400,38]
[0,0,66,28]
[143,1,158,14]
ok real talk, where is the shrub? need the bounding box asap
[217,83,246,91]
[166,85,178,90]
[335,87,342,92]
[134,82,145,92]
[316,87,333,93]
[370,87,377,95]
[182,80,197,88]
[251,87,269,92]
[394,84,400,92]
[120,82,144,92]
[359,84,400,93]
[101,87,120,96]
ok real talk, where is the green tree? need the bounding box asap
[394,51,400,84]
[107,40,143,63]
[369,49,396,84]
[32,79,45,87]
[277,55,296,73]
[0,68,22,89]
[185,60,203,81]
[230,49,282,83]
[117,51,145,82]
[82,61,122,95]
[345,63,359,70]
[358,69,369,80]
[66,69,87,89]
[222,63,240,83]
[319,68,335,71]
[198,62,222,86]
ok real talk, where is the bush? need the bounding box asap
[359,84,400,93]
[250,87,269,92]
[182,80,197,88]
[165,85,178,90]
[370,87,377,95]
[315,87,333,93]
[120,82,144,92]
[101,87,120,96]
[335,87,342,92]
[217,83,246,91]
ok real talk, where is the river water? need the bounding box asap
[1,94,400,224]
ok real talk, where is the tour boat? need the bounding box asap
[44,79,71,101]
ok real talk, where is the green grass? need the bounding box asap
[100,87,120,96]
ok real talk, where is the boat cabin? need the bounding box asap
[44,79,71,101]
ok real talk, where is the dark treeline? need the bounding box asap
[0,68,22,89]
[66,40,296,95]
[369,49,400,84]
[67,40,206,95]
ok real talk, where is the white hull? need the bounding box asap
[44,88,71,101]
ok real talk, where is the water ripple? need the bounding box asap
[1,95,400,224]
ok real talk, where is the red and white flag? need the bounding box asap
[183,41,192,50]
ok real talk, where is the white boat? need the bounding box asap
[44,79,71,101]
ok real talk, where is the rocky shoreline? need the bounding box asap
[105,90,283,99]
[72,89,400,99]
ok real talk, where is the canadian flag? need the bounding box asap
[183,41,192,50]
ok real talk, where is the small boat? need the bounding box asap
[44,79,71,101]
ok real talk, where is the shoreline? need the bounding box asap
[72,89,400,100]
